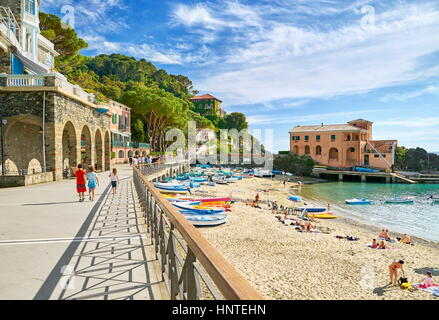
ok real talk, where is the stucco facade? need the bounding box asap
[289,119,397,170]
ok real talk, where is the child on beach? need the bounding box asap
[86,166,99,201]
[378,241,387,249]
[418,272,435,288]
[371,239,379,248]
[75,164,87,202]
[388,260,405,286]
[109,168,120,195]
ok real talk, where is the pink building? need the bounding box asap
[106,101,150,164]
[289,119,397,170]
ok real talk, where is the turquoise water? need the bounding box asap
[298,182,439,242]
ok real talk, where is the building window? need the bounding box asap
[292,136,300,141]
[374,155,386,158]
[331,135,336,141]
[305,146,310,155]
[316,135,320,141]
[316,146,322,155]
[26,0,36,15]
[118,150,125,159]
[305,136,309,141]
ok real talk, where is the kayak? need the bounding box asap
[346,198,373,205]
[295,207,327,213]
[183,214,228,227]
[309,213,338,219]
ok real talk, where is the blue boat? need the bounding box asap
[355,167,380,173]
[295,207,327,213]
[288,196,302,202]
[346,198,373,205]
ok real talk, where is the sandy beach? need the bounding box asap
[191,177,439,300]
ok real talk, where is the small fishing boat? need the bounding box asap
[183,214,228,227]
[173,202,226,214]
[226,178,238,183]
[346,198,373,205]
[385,197,415,204]
[288,196,302,202]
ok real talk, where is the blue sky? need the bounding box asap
[42,0,439,152]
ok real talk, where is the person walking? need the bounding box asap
[86,166,99,201]
[75,164,87,202]
[109,168,120,195]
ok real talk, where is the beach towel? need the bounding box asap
[414,284,439,296]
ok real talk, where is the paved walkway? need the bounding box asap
[0,166,167,300]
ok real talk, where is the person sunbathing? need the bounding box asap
[378,241,387,249]
[397,234,412,244]
[371,239,379,248]
[378,229,389,239]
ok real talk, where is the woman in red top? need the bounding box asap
[389,260,405,286]
[75,164,87,202]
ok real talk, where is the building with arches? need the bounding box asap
[0,0,113,185]
[289,119,397,170]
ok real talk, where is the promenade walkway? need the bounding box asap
[0,166,167,300]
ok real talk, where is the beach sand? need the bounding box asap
[192,177,439,300]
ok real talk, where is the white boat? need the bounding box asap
[183,214,228,227]
[173,202,226,214]
[254,170,275,178]
[385,197,415,204]
[346,198,373,205]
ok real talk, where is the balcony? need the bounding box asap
[0,73,97,106]
[112,141,129,148]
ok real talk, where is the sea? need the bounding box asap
[298,182,439,242]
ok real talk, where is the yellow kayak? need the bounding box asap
[308,213,338,219]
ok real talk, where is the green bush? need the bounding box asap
[274,153,315,177]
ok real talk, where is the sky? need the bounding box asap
[41,0,439,153]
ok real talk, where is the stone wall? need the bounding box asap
[0,48,11,74]
[0,0,22,22]
[0,172,53,188]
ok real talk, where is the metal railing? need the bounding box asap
[133,164,263,300]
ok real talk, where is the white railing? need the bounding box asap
[23,12,39,26]
[1,74,97,105]
[5,75,45,87]
[38,34,55,51]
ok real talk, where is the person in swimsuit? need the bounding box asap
[379,241,387,249]
[371,239,379,248]
[389,260,405,286]
[75,164,87,202]
[419,272,434,288]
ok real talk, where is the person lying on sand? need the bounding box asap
[389,260,405,286]
[379,241,387,249]
[397,234,413,245]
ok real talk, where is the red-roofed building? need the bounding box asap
[190,94,225,117]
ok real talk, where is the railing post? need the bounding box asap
[180,248,201,300]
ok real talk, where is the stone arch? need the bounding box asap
[128,150,133,158]
[304,145,310,155]
[316,145,322,156]
[135,150,140,156]
[28,159,43,175]
[80,125,93,167]
[4,118,43,175]
[95,129,103,171]
[293,146,299,154]
[118,150,125,159]
[62,121,78,172]
[104,131,111,171]
[329,148,339,165]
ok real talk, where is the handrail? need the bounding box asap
[133,164,263,300]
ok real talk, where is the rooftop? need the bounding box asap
[290,124,365,133]
[190,94,223,103]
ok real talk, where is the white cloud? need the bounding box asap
[380,85,439,102]
[186,2,439,105]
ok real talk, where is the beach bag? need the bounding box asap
[399,277,408,286]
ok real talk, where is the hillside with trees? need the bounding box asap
[39,12,250,153]
[395,146,439,172]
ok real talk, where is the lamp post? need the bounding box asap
[1,117,7,176]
